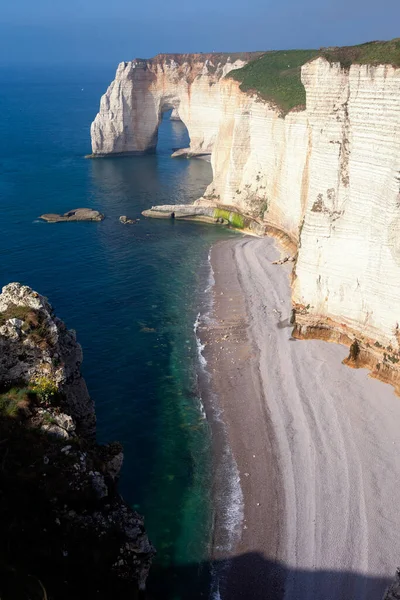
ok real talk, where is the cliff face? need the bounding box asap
[0,283,154,599]
[292,60,400,348]
[200,76,310,240]
[92,48,400,390]
[208,57,400,387]
[90,52,261,155]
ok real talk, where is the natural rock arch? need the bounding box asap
[90,54,252,156]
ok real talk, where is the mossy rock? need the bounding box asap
[213,208,245,229]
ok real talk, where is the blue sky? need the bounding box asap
[1,0,399,65]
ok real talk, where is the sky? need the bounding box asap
[0,0,399,66]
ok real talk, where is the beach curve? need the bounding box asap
[200,236,400,600]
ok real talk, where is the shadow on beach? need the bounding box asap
[146,551,393,600]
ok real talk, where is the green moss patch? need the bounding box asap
[0,387,34,418]
[213,208,245,229]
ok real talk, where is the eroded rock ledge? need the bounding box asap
[40,208,104,222]
[0,283,154,599]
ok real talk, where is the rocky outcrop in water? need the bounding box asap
[170,107,181,121]
[40,208,104,222]
[119,215,137,224]
[0,283,154,599]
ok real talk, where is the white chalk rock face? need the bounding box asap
[90,53,256,156]
[201,77,310,241]
[293,59,400,348]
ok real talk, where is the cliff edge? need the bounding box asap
[0,283,154,599]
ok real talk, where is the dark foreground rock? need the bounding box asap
[384,570,400,599]
[40,208,104,222]
[0,283,154,600]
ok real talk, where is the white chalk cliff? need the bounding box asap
[91,53,259,156]
[91,50,400,390]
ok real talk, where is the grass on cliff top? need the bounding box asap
[229,38,400,115]
[0,303,53,348]
[320,38,400,68]
[229,49,318,114]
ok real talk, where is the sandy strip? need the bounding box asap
[201,236,400,600]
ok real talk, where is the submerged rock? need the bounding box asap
[119,215,137,224]
[171,147,211,160]
[40,208,104,222]
[0,282,155,599]
[170,107,181,121]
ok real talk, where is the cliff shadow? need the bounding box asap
[145,551,393,600]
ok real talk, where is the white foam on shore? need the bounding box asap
[194,312,208,370]
[194,245,245,598]
[205,248,215,293]
[213,444,244,553]
[209,443,244,599]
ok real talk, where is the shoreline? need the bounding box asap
[199,236,400,600]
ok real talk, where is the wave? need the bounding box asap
[194,311,208,370]
[205,248,215,293]
[194,246,245,599]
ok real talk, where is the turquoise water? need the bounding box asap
[0,66,235,598]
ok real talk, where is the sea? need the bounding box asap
[0,65,240,598]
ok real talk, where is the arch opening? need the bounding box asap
[157,102,191,158]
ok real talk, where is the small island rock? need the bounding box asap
[119,215,137,224]
[40,208,104,223]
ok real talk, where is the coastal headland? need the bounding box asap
[93,39,400,394]
[200,236,400,600]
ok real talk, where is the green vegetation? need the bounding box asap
[0,303,53,348]
[259,201,269,218]
[229,49,319,114]
[229,39,400,115]
[213,208,245,229]
[0,378,58,418]
[320,38,400,69]
[30,376,58,402]
[0,304,34,327]
[0,387,33,418]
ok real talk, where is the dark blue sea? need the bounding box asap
[0,66,236,598]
